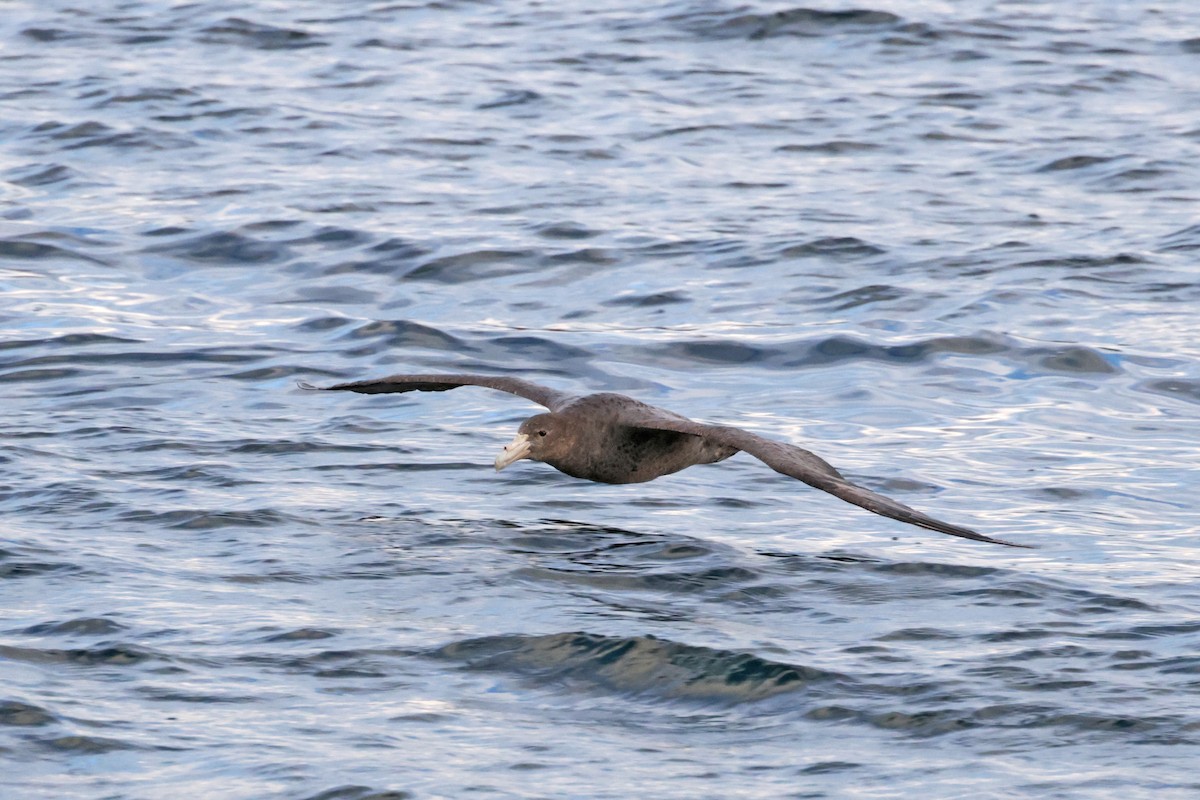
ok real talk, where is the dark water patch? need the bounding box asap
[137,687,261,704]
[2,347,278,377]
[781,335,917,367]
[977,628,1056,644]
[954,578,1158,615]
[322,237,428,276]
[1030,345,1119,374]
[201,17,326,50]
[532,221,599,240]
[799,761,862,774]
[0,700,55,727]
[341,319,466,351]
[673,8,902,41]
[1037,155,1120,172]
[1113,655,1200,675]
[1014,711,1162,735]
[0,333,140,353]
[224,570,319,585]
[604,290,691,308]
[40,734,137,754]
[876,627,959,642]
[1101,166,1178,192]
[623,332,1131,378]
[0,558,86,580]
[230,439,388,455]
[433,632,850,703]
[264,628,340,643]
[778,237,887,260]
[43,122,195,152]
[306,461,477,474]
[94,463,246,489]
[1098,621,1200,640]
[724,180,790,190]
[222,365,321,382]
[22,27,83,42]
[1018,679,1096,692]
[1135,378,1200,405]
[301,786,414,800]
[93,87,199,108]
[776,140,881,154]
[405,249,532,283]
[820,699,1189,740]
[809,284,907,310]
[1158,222,1200,251]
[625,236,748,261]
[5,163,86,187]
[634,123,731,142]
[0,237,105,264]
[1022,253,1148,276]
[514,564,764,598]
[293,226,376,249]
[0,643,160,667]
[643,339,779,366]
[116,508,299,530]
[295,316,356,333]
[539,247,619,266]
[35,120,110,142]
[865,708,976,736]
[285,284,380,305]
[237,648,400,679]
[919,90,986,109]
[20,617,127,637]
[484,335,593,363]
[144,231,293,265]
[478,89,543,110]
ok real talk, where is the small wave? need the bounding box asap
[778,236,887,260]
[1135,378,1200,406]
[200,17,326,50]
[406,249,533,283]
[0,236,105,263]
[19,617,127,637]
[776,140,882,155]
[40,734,138,753]
[432,631,853,703]
[603,290,691,308]
[672,7,902,41]
[116,508,299,530]
[0,700,56,727]
[298,786,415,800]
[144,231,293,265]
[1037,155,1120,172]
[0,642,160,667]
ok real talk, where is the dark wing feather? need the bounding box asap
[618,406,1030,548]
[298,373,576,411]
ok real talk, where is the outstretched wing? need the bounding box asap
[299,373,576,411]
[618,406,1029,548]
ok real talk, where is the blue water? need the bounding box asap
[3,1,1200,798]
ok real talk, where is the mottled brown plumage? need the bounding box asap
[300,374,1029,548]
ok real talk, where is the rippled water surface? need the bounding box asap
[4,1,1200,797]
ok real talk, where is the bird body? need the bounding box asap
[300,373,1029,548]
[509,393,737,484]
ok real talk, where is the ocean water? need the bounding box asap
[3,1,1200,797]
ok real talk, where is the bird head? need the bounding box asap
[494,413,568,471]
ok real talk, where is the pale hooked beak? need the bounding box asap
[494,432,532,471]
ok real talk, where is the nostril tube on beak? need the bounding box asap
[494,432,532,471]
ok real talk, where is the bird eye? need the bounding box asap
[538,430,547,437]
